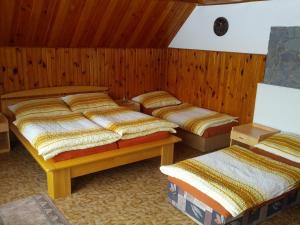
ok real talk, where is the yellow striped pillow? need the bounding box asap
[255,133,300,163]
[8,98,71,119]
[132,91,181,109]
[62,92,118,112]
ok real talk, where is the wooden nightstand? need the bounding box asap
[230,123,280,148]
[0,113,10,153]
[116,99,140,112]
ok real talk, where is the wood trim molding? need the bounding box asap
[175,0,265,5]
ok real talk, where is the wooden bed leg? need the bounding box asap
[161,144,174,165]
[47,168,71,199]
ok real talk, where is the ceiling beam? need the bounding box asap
[175,0,265,5]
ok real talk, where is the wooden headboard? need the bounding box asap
[1,86,108,121]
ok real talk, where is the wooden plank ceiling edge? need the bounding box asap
[173,0,265,5]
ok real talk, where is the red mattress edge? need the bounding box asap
[53,131,171,162]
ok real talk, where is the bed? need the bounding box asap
[159,83,300,225]
[0,86,181,199]
[132,91,238,152]
[161,144,300,225]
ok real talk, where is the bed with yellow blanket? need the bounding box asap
[255,132,300,165]
[84,106,178,139]
[152,103,238,152]
[160,145,300,225]
[1,86,181,200]
[13,112,121,160]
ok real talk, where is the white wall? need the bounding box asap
[254,83,300,135]
[169,0,300,54]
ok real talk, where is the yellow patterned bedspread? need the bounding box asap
[160,145,300,216]
[152,103,238,136]
[14,113,121,160]
[84,107,178,139]
[255,133,300,163]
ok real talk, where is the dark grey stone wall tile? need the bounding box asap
[264,26,300,89]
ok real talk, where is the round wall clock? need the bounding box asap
[213,17,229,36]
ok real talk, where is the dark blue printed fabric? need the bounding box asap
[167,181,299,225]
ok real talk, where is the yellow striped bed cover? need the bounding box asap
[255,133,300,163]
[152,103,238,136]
[160,145,300,216]
[14,113,121,160]
[84,107,178,139]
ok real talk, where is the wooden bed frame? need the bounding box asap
[142,108,234,153]
[0,86,181,199]
[176,128,231,152]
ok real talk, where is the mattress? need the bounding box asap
[152,103,238,137]
[13,113,121,160]
[143,105,238,138]
[168,180,300,225]
[83,107,177,139]
[117,131,170,148]
[53,143,118,162]
[53,131,170,162]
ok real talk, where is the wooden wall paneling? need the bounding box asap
[0,47,265,123]
[162,49,266,124]
[153,49,163,91]
[239,54,266,122]
[5,48,18,92]
[115,49,126,99]
[98,49,107,87]
[0,50,4,95]
[16,48,27,90]
[193,51,208,106]
[0,0,196,48]
[58,49,66,86]
[125,49,135,99]
[0,47,167,100]
[38,48,47,87]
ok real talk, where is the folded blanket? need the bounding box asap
[160,145,300,217]
[152,103,238,136]
[83,107,178,139]
[14,113,121,160]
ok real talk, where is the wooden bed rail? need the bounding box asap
[11,123,180,199]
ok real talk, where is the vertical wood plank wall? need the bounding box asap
[0,48,164,99]
[162,49,266,124]
[0,47,266,123]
